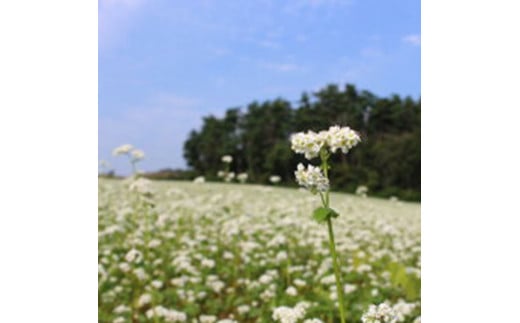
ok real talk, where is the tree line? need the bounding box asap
[183,83,420,201]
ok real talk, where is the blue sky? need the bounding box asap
[99,0,420,175]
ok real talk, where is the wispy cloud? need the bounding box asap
[283,0,353,15]
[260,62,303,72]
[212,48,232,56]
[98,0,146,52]
[256,39,281,49]
[151,93,201,108]
[402,34,421,46]
[360,47,384,58]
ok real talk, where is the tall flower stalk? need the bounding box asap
[291,125,361,323]
[112,144,145,176]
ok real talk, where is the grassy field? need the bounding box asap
[98,178,420,323]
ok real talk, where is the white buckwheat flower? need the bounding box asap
[237,172,248,183]
[193,176,205,184]
[129,177,153,196]
[125,248,142,263]
[294,163,329,193]
[225,172,235,182]
[199,315,217,323]
[237,305,250,314]
[131,149,145,161]
[285,286,297,296]
[269,175,281,183]
[361,303,398,323]
[272,302,310,323]
[356,185,368,197]
[112,144,133,156]
[137,293,152,307]
[324,125,361,154]
[221,155,233,163]
[290,126,360,159]
[290,131,323,159]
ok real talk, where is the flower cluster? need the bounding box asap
[272,302,310,323]
[112,144,146,173]
[130,149,145,162]
[218,171,235,182]
[221,155,233,163]
[290,126,361,160]
[128,177,153,196]
[237,173,248,183]
[146,306,187,322]
[112,144,133,156]
[294,163,329,193]
[356,185,369,198]
[269,175,281,184]
[193,176,205,184]
[361,303,398,323]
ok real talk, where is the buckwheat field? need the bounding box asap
[98,177,420,322]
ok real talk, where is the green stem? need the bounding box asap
[131,160,137,175]
[327,217,346,323]
[321,154,346,323]
[319,192,327,206]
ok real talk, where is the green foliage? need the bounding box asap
[183,83,420,201]
[312,207,340,223]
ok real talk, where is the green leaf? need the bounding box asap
[312,207,340,223]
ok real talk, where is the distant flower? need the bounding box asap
[151,280,163,289]
[237,172,248,183]
[272,302,310,323]
[199,315,217,323]
[269,175,281,184]
[285,286,298,296]
[193,176,205,184]
[217,171,226,178]
[131,149,145,162]
[361,303,398,323]
[112,144,133,156]
[221,155,233,163]
[392,299,417,322]
[294,163,329,193]
[344,283,357,294]
[137,293,152,308]
[237,305,250,314]
[129,177,153,196]
[356,185,368,197]
[225,172,235,182]
[125,248,142,263]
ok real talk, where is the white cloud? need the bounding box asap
[260,62,302,72]
[257,39,281,49]
[98,0,146,52]
[360,47,384,58]
[283,0,353,15]
[101,0,144,8]
[212,48,231,56]
[151,93,201,108]
[402,34,421,46]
